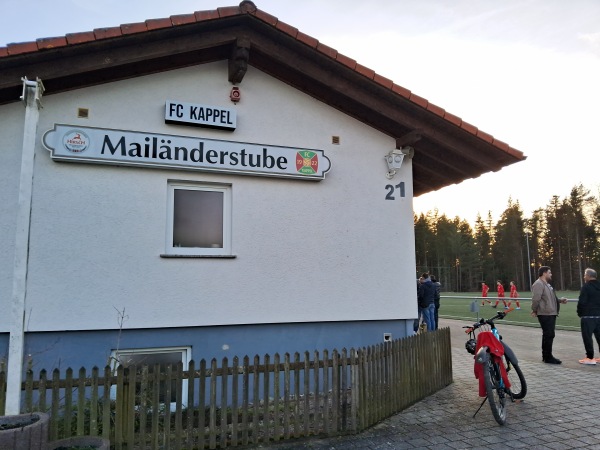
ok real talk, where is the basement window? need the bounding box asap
[110,346,192,407]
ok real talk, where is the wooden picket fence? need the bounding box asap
[0,328,451,449]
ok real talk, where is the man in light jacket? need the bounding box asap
[531,266,568,364]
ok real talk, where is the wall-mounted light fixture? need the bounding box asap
[385,146,413,179]
[230,87,241,103]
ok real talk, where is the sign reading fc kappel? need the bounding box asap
[165,100,237,130]
[43,125,331,180]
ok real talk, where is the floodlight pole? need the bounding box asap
[526,232,532,289]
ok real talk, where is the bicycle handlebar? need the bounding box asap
[463,308,514,333]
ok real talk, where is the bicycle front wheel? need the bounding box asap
[484,361,507,425]
[505,358,527,400]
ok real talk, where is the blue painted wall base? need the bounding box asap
[0,319,414,374]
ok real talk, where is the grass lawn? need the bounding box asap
[439,290,581,331]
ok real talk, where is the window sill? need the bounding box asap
[160,254,237,259]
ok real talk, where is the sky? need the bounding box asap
[2,0,599,225]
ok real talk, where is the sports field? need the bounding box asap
[439,291,581,331]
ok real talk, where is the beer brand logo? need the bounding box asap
[63,130,89,153]
[296,151,318,175]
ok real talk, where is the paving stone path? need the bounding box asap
[260,318,600,449]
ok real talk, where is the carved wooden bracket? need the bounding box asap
[396,129,422,149]
[228,37,251,84]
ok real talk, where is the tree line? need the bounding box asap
[414,184,600,293]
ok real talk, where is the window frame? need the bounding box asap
[109,346,192,408]
[165,181,232,257]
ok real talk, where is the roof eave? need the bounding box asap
[0,4,525,195]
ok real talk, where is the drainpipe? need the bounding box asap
[6,77,44,415]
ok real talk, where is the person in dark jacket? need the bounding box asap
[418,272,435,332]
[414,277,424,333]
[577,268,600,365]
[431,275,441,330]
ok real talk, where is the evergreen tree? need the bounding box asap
[432,213,456,290]
[566,184,597,288]
[525,209,545,289]
[414,184,600,292]
[493,198,526,289]
[474,213,494,286]
[414,212,432,276]
[456,219,478,291]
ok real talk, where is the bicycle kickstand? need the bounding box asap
[473,397,488,418]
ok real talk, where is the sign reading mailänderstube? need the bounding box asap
[165,100,237,130]
[42,124,331,180]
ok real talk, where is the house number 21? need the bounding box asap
[385,182,405,200]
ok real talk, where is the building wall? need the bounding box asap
[0,61,417,366]
[0,319,413,373]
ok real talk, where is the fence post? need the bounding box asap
[360,347,368,431]
[126,366,136,447]
[114,365,124,449]
[273,353,280,442]
[209,358,217,450]
[102,366,111,443]
[175,362,183,450]
[383,341,391,418]
[293,352,301,439]
[185,360,195,449]
[283,353,291,440]
[349,348,359,433]
[77,367,86,435]
[232,356,240,447]
[50,369,60,442]
[303,351,310,436]
[0,366,6,415]
[331,349,339,434]
[24,368,33,413]
[89,367,98,437]
[63,368,73,438]
[251,355,260,446]
[138,365,149,449]
[198,359,207,450]
[164,364,172,450]
[340,348,348,432]
[262,354,271,444]
[322,349,329,436]
[220,357,229,448]
[376,344,383,423]
[38,369,47,414]
[241,355,250,446]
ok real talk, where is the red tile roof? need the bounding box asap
[0,1,526,191]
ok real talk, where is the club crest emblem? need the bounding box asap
[296,151,319,175]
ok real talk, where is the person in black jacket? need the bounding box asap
[431,275,441,330]
[414,277,423,333]
[577,268,600,365]
[418,273,436,332]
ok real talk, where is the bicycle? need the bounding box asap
[464,308,527,425]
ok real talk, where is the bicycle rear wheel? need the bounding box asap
[483,361,507,425]
[505,358,527,400]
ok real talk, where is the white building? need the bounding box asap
[0,1,524,410]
